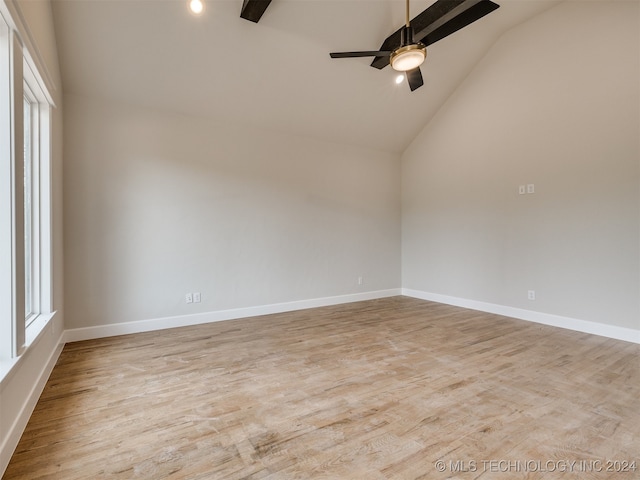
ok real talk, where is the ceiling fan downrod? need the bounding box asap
[405,0,410,27]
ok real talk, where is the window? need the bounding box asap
[21,60,53,340]
[0,9,53,361]
[24,96,33,319]
[23,88,41,325]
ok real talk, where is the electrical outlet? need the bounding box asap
[527,184,535,194]
[193,292,201,303]
[528,290,536,301]
[185,293,193,304]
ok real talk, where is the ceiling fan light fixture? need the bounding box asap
[390,44,426,72]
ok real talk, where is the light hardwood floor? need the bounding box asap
[4,297,639,479]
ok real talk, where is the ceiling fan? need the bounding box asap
[330,0,500,91]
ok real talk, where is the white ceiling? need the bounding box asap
[51,0,561,153]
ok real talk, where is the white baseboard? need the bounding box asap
[402,288,640,344]
[64,288,639,344]
[63,289,402,343]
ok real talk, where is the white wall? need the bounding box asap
[63,94,401,330]
[0,0,64,475]
[402,0,639,331]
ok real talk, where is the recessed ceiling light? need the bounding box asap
[395,74,404,85]
[189,0,204,15]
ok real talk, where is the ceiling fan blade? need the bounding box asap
[406,67,424,91]
[330,51,392,59]
[370,0,499,70]
[421,0,499,46]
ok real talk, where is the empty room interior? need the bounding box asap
[1,0,639,478]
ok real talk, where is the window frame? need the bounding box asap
[0,16,11,360]
[0,7,54,361]
[23,78,45,328]
[23,91,34,323]
[21,52,53,344]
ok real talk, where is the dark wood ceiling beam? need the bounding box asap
[240,0,273,23]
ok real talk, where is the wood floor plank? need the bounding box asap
[4,297,639,479]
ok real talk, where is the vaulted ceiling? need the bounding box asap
[51,0,561,153]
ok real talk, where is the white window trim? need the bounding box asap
[0,5,54,363]
[0,15,12,360]
[0,24,25,359]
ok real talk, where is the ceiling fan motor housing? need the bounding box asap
[401,24,414,45]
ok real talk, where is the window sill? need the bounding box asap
[0,310,58,387]
[25,311,56,346]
